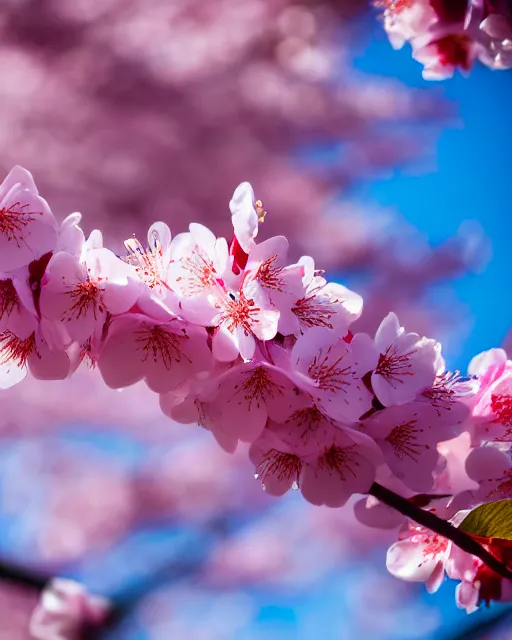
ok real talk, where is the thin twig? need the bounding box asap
[0,559,49,591]
[369,482,512,581]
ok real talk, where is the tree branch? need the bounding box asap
[0,559,49,591]
[369,482,512,581]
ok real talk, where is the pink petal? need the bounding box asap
[455,581,479,613]
[249,308,279,342]
[230,182,258,254]
[218,392,267,443]
[386,540,439,582]
[353,495,405,529]
[97,317,146,389]
[375,312,402,352]
[0,186,57,272]
[426,560,446,594]
[28,341,72,381]
[465,446,512,482]
[212,326,240,362]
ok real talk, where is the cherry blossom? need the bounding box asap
[242,236,304,312]
[201,361,303,445]
[289,326,376,423]
[447,538,512,612]
[124,221,179,318]
[0,166,58,273]
[0,165,511,621]
[465,445,512,502]
[300,426,383,508]
[250,409,382,507]
[168,223,229,300]
[387,522,452,593]
[376,0,512,78]
[470,355,512,443]
[379,0,438,50]
[370,312,439,407]
[0,317,75,389]
[98,313,212,394]
[40,249,140,345]
[30,579,109,640]
[363,403,465,492]
[278,255,363,336]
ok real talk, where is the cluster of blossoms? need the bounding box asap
[375,0,512,79]
[0,166,511,631]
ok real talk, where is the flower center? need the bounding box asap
[135,325,188,369]
[421,534,448,558]
[0,330,38,367]
[308,345,354,392]
[375,344,414,385]
[254,255,285,292]
[319,444,359,480]
[177,245,218,296]
[385,419,426,461]
[220,292,260,335]
[236,366,277,406]
[258,448,302,487]
[67,278,104,321]
[0,201,42,246]
[125,236,167,290]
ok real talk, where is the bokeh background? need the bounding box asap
[0,1,510,638]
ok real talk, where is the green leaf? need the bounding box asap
[459,500,512,540]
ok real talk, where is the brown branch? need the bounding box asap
[0,559,48,591]
[369,482,512,581]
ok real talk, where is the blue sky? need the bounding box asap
[352,17,511,371]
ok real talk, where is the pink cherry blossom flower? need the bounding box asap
[363,403,465,491]
[123,221,183,321]
[250,403,382,506]
[387,506,468,593]
[419,371,472,430]
[249,423,305,497]
[0,166,57,272]
[30,578,109,640]
[278,255,363,336]
[465,445,512,501]
[378,0,438,50]
[471,358,512,442]
[371,312,439,407]
[300,426,382,508]
[0,317,75,389]
[289,326,376,423]
[387,522,452,593]
[447,538,512,612]
[201,361,303,445]
[468,347,508,391]
[412,31,480,80]
[98,313,212,394]
[40,248,140,345]
[168,222,229,299]
[185,284,280,362]
[242,236,304,312]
